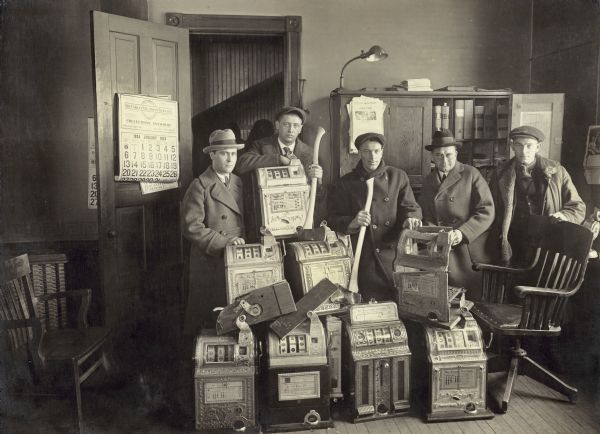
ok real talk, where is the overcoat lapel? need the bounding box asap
[199,168,242,215]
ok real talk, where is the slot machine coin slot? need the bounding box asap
[377,404,389,414]
[464,402,478,414]
[427,312,439,321]
[232,419,247,431]
[304,410,321,426]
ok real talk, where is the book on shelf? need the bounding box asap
[484,106,496,139]
[434,105,442,130]
[496,104,509,138]
[454,100,465,139]
[435,85,477,92]
[474,106,485,139]
[395,78,433,91]
[463,100,474,139]
[441,103,450,130]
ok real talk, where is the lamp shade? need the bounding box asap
[362,45,388,62]
[338,45,389,89]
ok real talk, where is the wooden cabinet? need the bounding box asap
[330,90,566,190]
[330,90,432,190]
[330,90,513,189]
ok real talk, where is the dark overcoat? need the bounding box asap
[181,167,245,335]
[419,162,495,297]
[235,134,313,175]
[490,156,586,263]
[329,162,422,302]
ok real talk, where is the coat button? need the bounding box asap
[222,215,227,219]
[384,221,391,227]
[449,197,454,202]
[375,248,380,254]
[372,224,378,230]
[360,177,365,182]
[384,197,390,202]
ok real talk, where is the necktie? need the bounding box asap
[223,175,230,188]
[283,146,293,158]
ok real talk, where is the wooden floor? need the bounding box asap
[2,372,600,434]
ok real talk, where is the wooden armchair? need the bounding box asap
[470,221,593,412]
[0,254,110,433]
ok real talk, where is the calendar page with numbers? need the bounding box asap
[116,93,179,182]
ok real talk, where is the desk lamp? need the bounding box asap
[338,45,388,89]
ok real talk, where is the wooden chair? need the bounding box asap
[470,221,593,412]
[0,254,110,433]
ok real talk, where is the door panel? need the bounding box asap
[92,11,191,328]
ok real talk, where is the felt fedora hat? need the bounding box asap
[425,129,461,151]
[203,129,245,153]
[509,125,545,142]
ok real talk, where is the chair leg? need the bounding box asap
[522,355,578,403]
[73,360,83,434]
[501,356,520,413]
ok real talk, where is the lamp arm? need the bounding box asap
[339,54,363,89]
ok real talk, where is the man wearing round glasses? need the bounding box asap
[235,106,322,181]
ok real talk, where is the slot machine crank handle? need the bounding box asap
[348,177,375,293]
[303,126,326,230]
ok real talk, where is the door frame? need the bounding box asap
[165,13,301,107]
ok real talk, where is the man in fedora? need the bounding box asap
[182,129,246,335]
[490,125,585,265]
[329,132,422,302]
[235,106,323,181]
[419,129,495,297]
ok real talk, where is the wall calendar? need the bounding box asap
[116,93,179,182]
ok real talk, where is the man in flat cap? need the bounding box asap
[490,125,585,264]
[329,132,422,301]
[235,106,323,181]
[182,129,246,335]
[419,129,495,297]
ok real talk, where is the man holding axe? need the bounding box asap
[329,132,422,302]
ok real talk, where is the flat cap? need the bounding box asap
[510,125,545,142]
[275,106,307,123]
[355,132,385,149]
[425,129,461,151]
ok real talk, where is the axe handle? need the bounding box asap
[303,126,326,229]
[348,177,374,293]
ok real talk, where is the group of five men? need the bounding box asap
[182,106,586,335]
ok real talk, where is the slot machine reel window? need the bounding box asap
[266,167,293,180]
[204,381,245,403]
[205,344,246,362]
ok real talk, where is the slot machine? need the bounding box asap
[342,301,411,422]
[194,320,257,431]
[261,311,332,431]
[250,165,310,239]
[325,315,343,401]
[224,230,284,303]
[393,227,473,329]
[285,224,353,314]
[408,312,493,421]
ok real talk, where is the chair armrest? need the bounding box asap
[472,262,532,273]
[37,288,91,329]
[514,285,575,298]
[0,317,42,330]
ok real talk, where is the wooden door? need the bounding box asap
[91,11,192,328]
[512,93,564,162]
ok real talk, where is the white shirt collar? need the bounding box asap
[215,171,230,184]
[278,137,296,153]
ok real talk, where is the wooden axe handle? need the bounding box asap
[348,177,374,293]
[303,126,326,229]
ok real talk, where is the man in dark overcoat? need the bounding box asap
[329,132,422,302]
[235,106,322,180]
[489,125,586,264]
[419,129,495,298]
[182,129,246,335]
